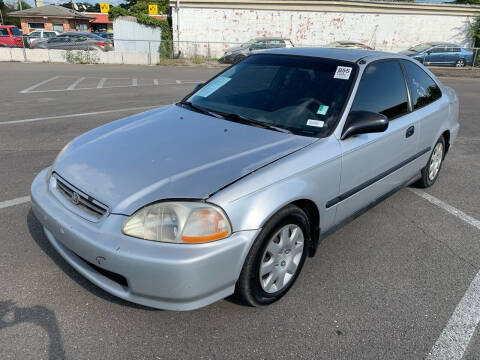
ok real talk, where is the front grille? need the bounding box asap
[54,174,109,219]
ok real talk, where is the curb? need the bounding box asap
[429,67,480,78]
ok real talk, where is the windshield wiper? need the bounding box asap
[216,112,292,134]
[177,101,224,119]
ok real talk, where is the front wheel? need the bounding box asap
[235,205,310,306]
[415,136,445,188]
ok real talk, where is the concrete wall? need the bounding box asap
[0,48,160,65]
[171,0,480,58]
[113,17,162,53]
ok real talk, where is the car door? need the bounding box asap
[334,60,421,224]
[447,47,461,65]
[427,46,447,65]
[400,60,443,157]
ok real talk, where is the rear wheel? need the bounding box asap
[235,205,310,306]
[456,59,466,67]
[415,136,445,188]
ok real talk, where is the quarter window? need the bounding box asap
[401,60,441,110]
[351,60,409,120]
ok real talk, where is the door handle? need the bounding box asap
[406,126,415,138]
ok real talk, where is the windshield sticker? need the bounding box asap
[334,66,352,80]
[317,105,329,116]
[195,76,231,97]
[306,119,325,128]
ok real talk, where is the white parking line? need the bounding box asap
[19,76,60,94]
[0,105,161,125]
[132,78,138,86]
[410,189,480,360]
[67,77,86,90]
[410,189,480,230]
[0,196,30,210]
[97,77,107,89]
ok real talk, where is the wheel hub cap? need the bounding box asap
[259,224,304,293]
[428,142,444,181]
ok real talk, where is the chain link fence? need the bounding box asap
[1,35,479,68]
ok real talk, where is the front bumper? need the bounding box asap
[31,168,259,310]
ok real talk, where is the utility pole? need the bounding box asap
[0,9,4,25]
[18,0,23,11]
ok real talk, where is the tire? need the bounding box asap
[456,59,466,67]
[235,204,310,306]
[415,136,446,188]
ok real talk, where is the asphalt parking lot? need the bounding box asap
[0,62,479,360]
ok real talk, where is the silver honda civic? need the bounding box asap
[31,48,459,310]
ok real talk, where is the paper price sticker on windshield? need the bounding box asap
[306,119,325,128]
[334,66,352,80]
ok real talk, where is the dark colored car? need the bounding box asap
[97,31,114,46]
[0,25,23,48]
[33,31,113,52]
[400,43,473,67]
[219,37,294,64]
[326,41,374,50]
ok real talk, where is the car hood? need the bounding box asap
[54,105,317,215]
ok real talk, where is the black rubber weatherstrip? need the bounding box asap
[326,146,431,208]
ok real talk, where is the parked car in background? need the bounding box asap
[97,31,114,45]
[26,29,60,47]
[31,48,459,310]
[219,37,294,63]
[326,41,374,50]
[400,43,473,67]
[33,32,113,52]
[0,25,23,48]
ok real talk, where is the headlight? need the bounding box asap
[225,51,232,56]
[122,202,231,244]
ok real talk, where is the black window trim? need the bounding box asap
[400,58,443,112]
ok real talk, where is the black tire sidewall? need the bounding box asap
[237,205,310,306]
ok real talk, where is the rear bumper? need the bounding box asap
[31,168,259,310]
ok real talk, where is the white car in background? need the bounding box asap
[27,30,60,47]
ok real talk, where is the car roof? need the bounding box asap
[260,47,403,63]
[253,37,291,41]
[0,25,17,28]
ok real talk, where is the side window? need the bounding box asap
[0,29,9,36]
[401,60,442,110]
[29,32,40,38]
[351,60,409,120]
[430,47,445,54]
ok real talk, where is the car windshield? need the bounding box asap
[86,33,105,40]
[184,54,357,137]
[240,39,256,48]
[409,43,433,52]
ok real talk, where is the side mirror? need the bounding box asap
[426,50,431,55]
[193,82,203,91]
[341,111,388,140]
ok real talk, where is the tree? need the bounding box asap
[471,16,480,48]
[456,0,480,4]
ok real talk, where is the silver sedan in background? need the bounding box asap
[31,48,459,310]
